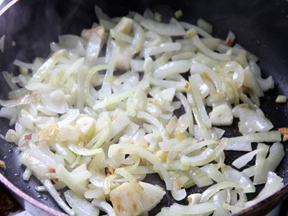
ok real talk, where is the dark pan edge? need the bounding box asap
[0,172,68,216]
[1,170,288,216]
[233,184,288,216]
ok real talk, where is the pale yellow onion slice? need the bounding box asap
[201,181,246,203]
[110,181,165,216]
[2,71,19,90]
[91,199,116,216]
[129,22,145,54]
[180,21,212,38]
[56,163,87,196]
[168,203,216,215]
[180,139,227,166]
[140,17,185,36]
[190,63,222,92]
[110,29,133,44]
[223,166,255,193]
[249,60,274,92]
[68,143,103,156]
[27,49,67,85]
[93,80,149,110]
[245,172,284,208]
[84,64,108,108]
[108,143,171,190]
[64,190,99,216]
[192,35,230,61]
[18,151,48,178]
[197,18,213,34]
[254,142,285,185]
[221,61,244,88]
[232,148,262,169]
[190,75,211,128]
[137,111,169,141]
[224,131,281,144]
[176,92,194,135]
[153,60,192,79]
[144,42,181,57]
[243,66,264,97]
[0,94,37,107]
[42,180,75,216]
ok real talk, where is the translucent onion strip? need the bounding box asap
[192,35,230,61]
[224,131,281,144]
[153,60,192,79]
[176,92,194,135]
[84,64,108,108]
[140,18,185,36]
[27,50,66,85]
[168,203,216,215]
[232,148,262,169]
[0,94,37,107]
[137,111,169,141]
[108,143,172,190]
[41,179,75,215]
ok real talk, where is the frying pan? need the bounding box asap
[0,0,288,215]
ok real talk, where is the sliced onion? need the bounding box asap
[168,202,216,215]
[2,71,19,90]
[28,50,66,84]
[56,163,87,196]
[64,190,99,216]
[145,42,181,57]
[201,181,246,203]
[108,143,171,190]
[153,60,192,79]
[180,21,212,38]
[137,111,169,141]
[0,94,37,107]
[190,63,222,92]
[68,143,103,156]
[253,142,285,185]
[232,148,262,169]
[180,139,226,166]
[42,180,75,215]
[192,35,230,61]
[140,18,185,36]
[84,64,108,108]
[224,131,281,143]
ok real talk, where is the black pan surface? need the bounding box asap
[0,0,288,215]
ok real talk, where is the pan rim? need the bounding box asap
[0,172,68,216]
[1,171,288,216]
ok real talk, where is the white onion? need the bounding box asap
[153,60,192,79]
[192,35,230,61]
[140,18,185,36]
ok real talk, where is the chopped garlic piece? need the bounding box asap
[209,104,233,126]
[0,160,6,170]
[175,10,183,19]
[275,95,287,103]
[113,17,133,34]
[75,116,96,137]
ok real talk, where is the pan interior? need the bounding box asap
[0,0,287,215]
